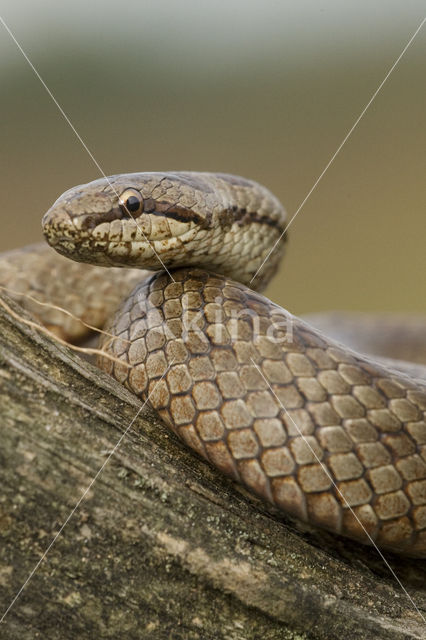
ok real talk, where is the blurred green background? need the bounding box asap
[0,1,425,314]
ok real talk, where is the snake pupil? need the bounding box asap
[126,196,141,212]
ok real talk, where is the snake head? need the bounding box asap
[42,173,205,269]
[43,171,287,289]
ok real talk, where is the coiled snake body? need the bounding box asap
[6,172,426,556]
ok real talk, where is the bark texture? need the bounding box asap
[0,292,426,640]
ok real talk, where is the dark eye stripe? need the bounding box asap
[142,197,205,225]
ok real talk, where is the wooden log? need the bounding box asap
[0,292,425,640]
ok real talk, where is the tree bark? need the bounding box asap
[0,292,425,640]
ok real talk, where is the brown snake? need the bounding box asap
[3,172,426,556]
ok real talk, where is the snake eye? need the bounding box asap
[119,188,144,218]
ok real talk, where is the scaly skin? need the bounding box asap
[40,172,426,556]
[0,243,144,341]
[42,171,287,291]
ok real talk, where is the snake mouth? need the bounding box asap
[42,194,199,267]
[43,209,200,269]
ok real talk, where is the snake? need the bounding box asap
[2,171,426,557]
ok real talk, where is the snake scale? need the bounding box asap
[4,172,426,557]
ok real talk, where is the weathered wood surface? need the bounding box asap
[0,291,425,640]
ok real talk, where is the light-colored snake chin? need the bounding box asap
[42,209,199,269]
